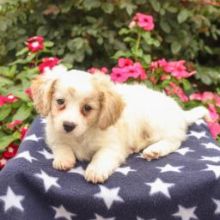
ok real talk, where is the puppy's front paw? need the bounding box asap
[53,157,75,171]
[142,148,161,161]
[85,164,110,184]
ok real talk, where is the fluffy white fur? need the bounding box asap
[31,65,210,183]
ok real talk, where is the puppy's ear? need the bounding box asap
[92,74,124,130]
[31,74,57,117]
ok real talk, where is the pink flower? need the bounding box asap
[118,58,133,68]
[163,60,195,79]
[110,58,147,83]
[202,92,215,102]
[150,59,168,71]
[3,144,18,159]
[111,67,129,83]
[25,88,32,99]
[38,57,60,74]
[0,94,18,107]
[0,95,6,107]
[189,93,203,101]
[88,67,108,74]
[132,13,155,31]
[208,122,220,139]
[167,82,189,102]
[208,104,219,122]
[5,94,17,103]
[215,95,220,107]
[0,157,7,169]
[20,127,28,140]
[7,120,22,129]
[26,36,44,53]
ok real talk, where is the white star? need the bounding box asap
[35,170,60,192]
[93,213,115,220]
[195,119,206,126]
[213,198,220,215]
[0,187,24,212]
[52,205,76,220]
[115,166,136,175]
[176,147,194,156]
[38,149,54,160]
[41,118,46,124]
[23,134,43,142]
[69,166,84,175]
[173,205,197,220]
[156,164,184,173]
[137,218,156,220]
[202,142,220,151]
[145,178,174,198]
[187,130,207,139]
[203,164,220,179]
[136,154,144,159]
[200,156,220,163]
[94,186,124,209]
[15,151,37,163]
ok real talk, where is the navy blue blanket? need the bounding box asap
[0,117,220,220]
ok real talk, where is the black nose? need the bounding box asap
[63,121,76,133]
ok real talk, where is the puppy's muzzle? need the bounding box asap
[63,121,77,133]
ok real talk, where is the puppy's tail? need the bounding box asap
[184,106,211,125]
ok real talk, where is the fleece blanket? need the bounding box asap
[0,117,220,220]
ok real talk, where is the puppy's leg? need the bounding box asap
[52,145,76,171]
[142,139,181,161]
[85,147,126,184]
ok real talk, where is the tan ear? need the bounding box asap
[91,72,124,129]
[98,89,124,130]
[31,75,56,117]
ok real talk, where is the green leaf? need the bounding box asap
[171,41,181,54]
[0,76,13,86]
[0,132,20,150]
[149,0,160,12]
[83,0,101,10]
[177,10,189,23]
[0,105,11,121]
[112,50,131,59]
[143,55,151,64]
[119,28,130,35]
[44,41,54,48]
[11,90,29,101]
[12,104,32,121]
[16,47,28,56]
[102,3,114,14]
[160,20,171,33]
[182,79,192,91]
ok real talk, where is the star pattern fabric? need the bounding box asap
[0,117,220,220]
[52,205,76,220]
[35,169,61,192]
[94,186,124,209]
[173,205,198,220]
[15,151,37,163]
[145,178,174,198]
[0,187,24,212]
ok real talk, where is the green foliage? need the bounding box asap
[0,39,54,151]
[0,0,219,87]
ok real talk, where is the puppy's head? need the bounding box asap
[31,68,124,137]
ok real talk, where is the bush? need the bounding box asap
[0,1,220,168]
[0,0,220,87]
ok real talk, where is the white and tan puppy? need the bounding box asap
[31,65,209,183]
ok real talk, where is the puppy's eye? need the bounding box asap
[56,99,65,105]
[83,104,92,112]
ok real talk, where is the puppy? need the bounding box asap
[31,65,209,183]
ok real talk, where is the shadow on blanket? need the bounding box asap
[0,117,220,220]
